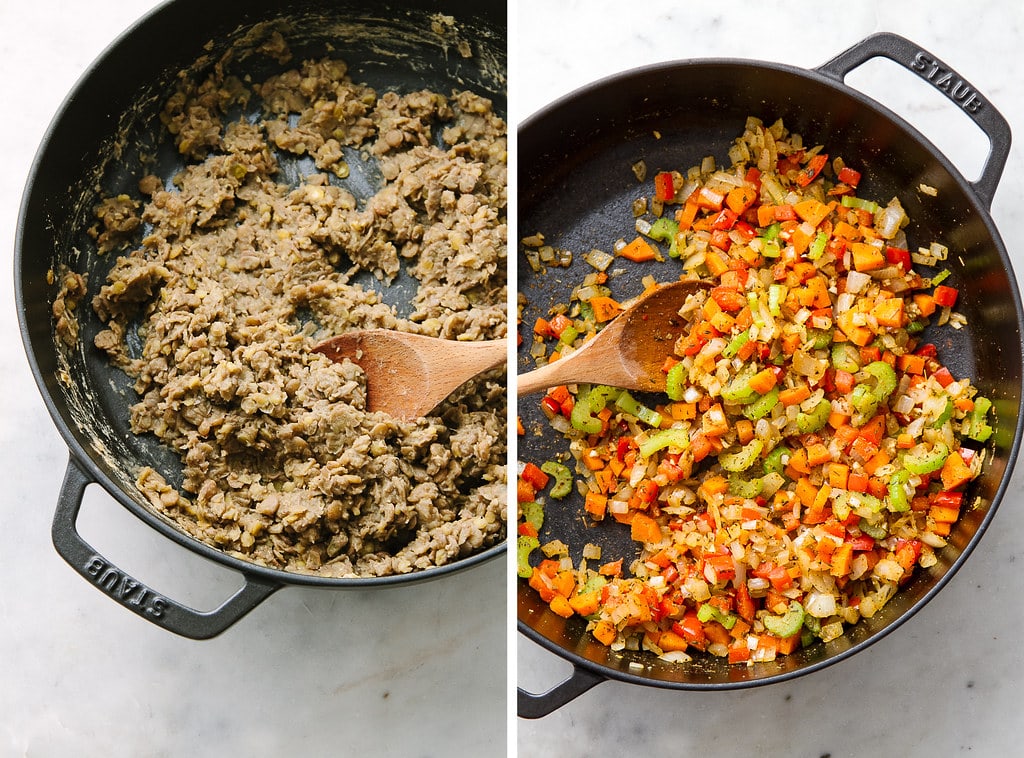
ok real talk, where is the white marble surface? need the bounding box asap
[0,2,506,756]
[515,1,1024,755]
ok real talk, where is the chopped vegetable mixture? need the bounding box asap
[518,117,993,665]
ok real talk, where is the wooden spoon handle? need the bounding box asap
[517,317,639,395]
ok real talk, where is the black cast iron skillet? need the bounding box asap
[517,33,1023,717]
[15,0,506,639]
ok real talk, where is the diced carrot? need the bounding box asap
[806,443,832,467]
[588,295,624,323]
[585,491,608,520]
[703,621,732,647]
[873,298,905,328]
[630,512,663,544]
[552,570,576,598]
[776,332,799,356]
[774,204,797,221]
[941,451,974,491]
[528,568,555,603]
[748,368,778,395]
[549,595,574,618]
[709,309,736,333]
[657,629,689,653]
[699,474,730,498]
[736,419,755,445]
[827,462,850,489]
[675,199,700,231]
[786,447,811,477]
[598,559,623,577]
[776,632,801,655]
[789,224,815,256]
[581,448,606,471]
[929,504,961,524]
[930,521,952,537]
[726,185,758,215]
[592,620,617,646]
[618,236,658,262]
[836,309,874,346]
[795,477,819,509]
[851,242,886,272]
[729,618,751,641]
[859,414,887,446]
[832,220,859,239]
[779,385,811,406]
[794,198,832,227]
[533,317,552,337]
[863,449,890,476]
[517,479,536,503]
[914,293,937,317]
[569,591,600,617]
[830,542,854,577]
[828,410,851,430]
[705,250,731,277]
[847,471,869,493]
[897,353,926,375]
[670,402,697,420]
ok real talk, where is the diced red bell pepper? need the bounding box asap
[654,171,675,202]
[709,228,732,251]
[548,313,574,338]
[732,220,757,243]
[932,490,965,509]
[846,534,876,551]
[520,462,550,491]
[711,209,738,231]
[932,365,955,388]
[837,166,862,187]
[539,395,561,417]
[795,153,828,187]
[933,285,959,308]
[885,246,912,270]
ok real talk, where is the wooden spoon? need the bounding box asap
[313,331,507,420]
[517,278,710,396]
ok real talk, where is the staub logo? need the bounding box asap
[910,51,984,114]
[84,555,168,618]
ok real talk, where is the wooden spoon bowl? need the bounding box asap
[313,331,507,420]
[517,278,710,396]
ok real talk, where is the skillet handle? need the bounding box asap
[817,31,1010,208]
[52,456,280,639]
[517,666,605,719]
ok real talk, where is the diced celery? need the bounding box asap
[763,601,805,638]
[517,535,540,578]
[666,361,689,401]
[697,602,738,630]
[638,428,690,458]
[520,500,545,530]
[720,439,764,472]
[887,469,911,512]
[743,386,780,421]
[540,460,573,498]
[797,398,831,434]
[903,441,949,475]
[863,360,897,401]
[615,391,663,428]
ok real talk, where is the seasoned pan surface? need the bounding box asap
[517,38,1022,704]
[16,0,506,635]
